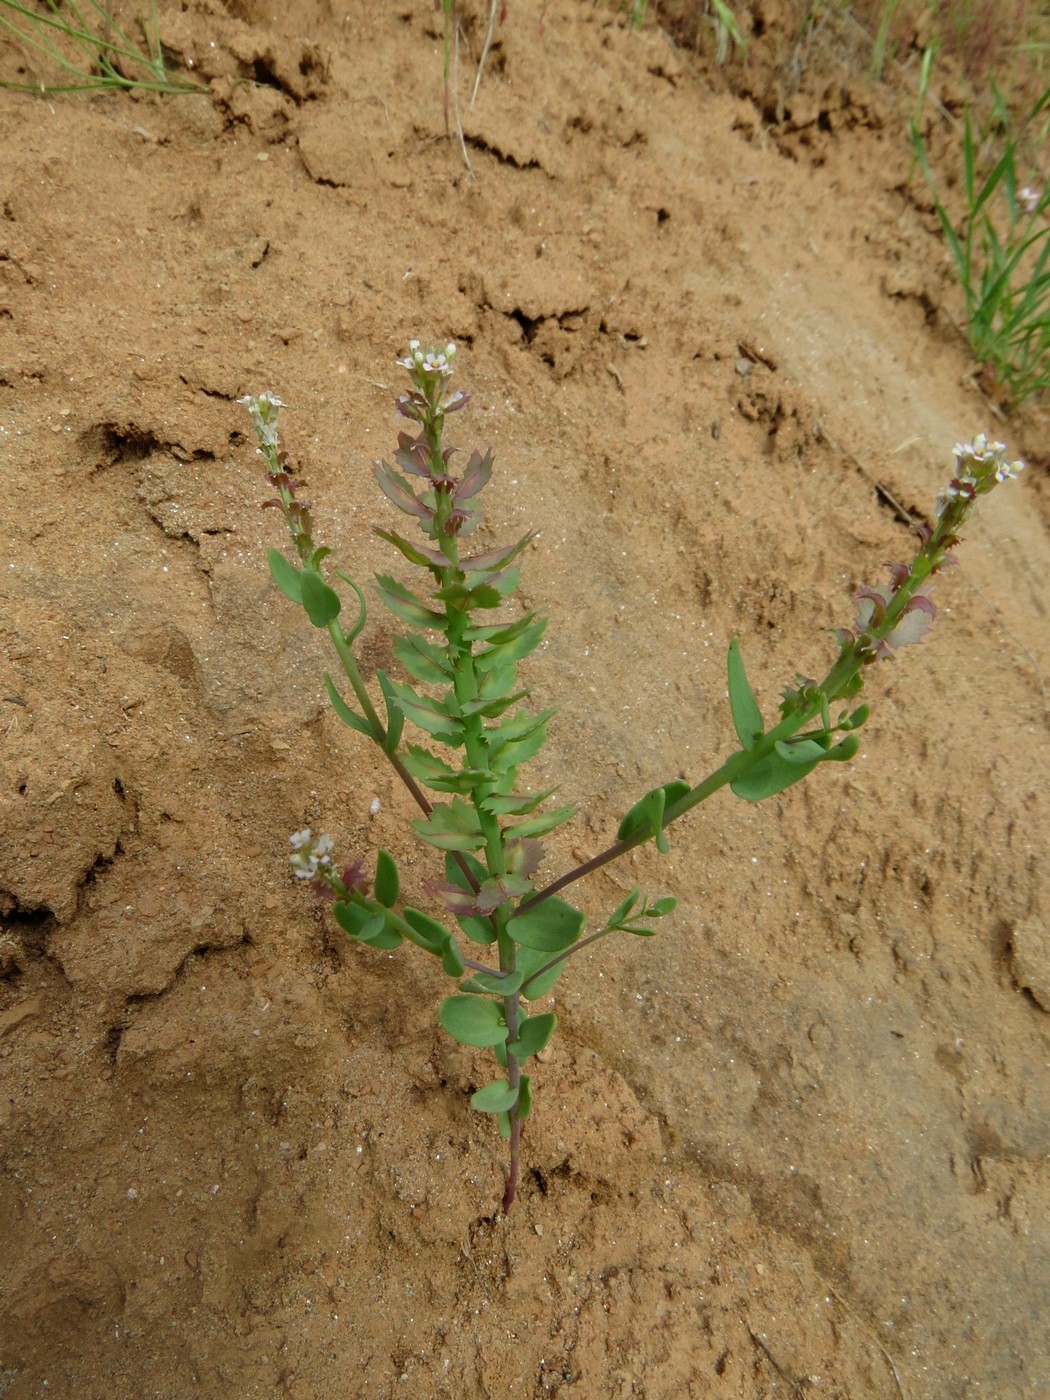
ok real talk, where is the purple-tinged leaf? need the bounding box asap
[455,449,493,502]
[393,431,432,479]
[461,532,535,574]
[425,878,485,917]
[373,461,432,520]
[505,837,543,879]
[375,576,445,629]
[374,527,448,571]
[881,594,937,651]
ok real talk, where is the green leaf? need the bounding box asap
[333,902,402,950]
[480,788,557,817]
[610,889,676,933]
[440,936,465,978]
[374,849,399,908]
[470,1079,518,1113]
[517,944,567,1000]
[847,704,870,731]
[375,575,444,629]
[439,995,508,1048]
[730,751,821,801]
[477,663,518,701]
[394,633,451,685]
[504,804,576,840]
[774,736,830,765]
[608,887,641,926]
[507,896,584,952]
[332,901,371,936]
[474,617,548,672]
[355,915,402,949]
[355,913,387,942]
[324,673,375,738]
[733,732,860,801]
[616,780,689,853]
[517,1073,533,1121]
[439,565,523,612]
[459,690,530,721]
[387,680,462,743]
[507,1012,557,1058]
[404,907,453,952]
[461,969,524,996]
[374,527,446,571]
[727,637,764,748]
[486,706,555,753]
[619,894,677,934]
[488,723,551,774]
[377,671,405,754]
[461,532,535,576]
[373,461,432,521]
[401,745,491,795]
[300,570,342,627]
[412,799,485,853]
[463,614,536,644]
[268,548,303,603]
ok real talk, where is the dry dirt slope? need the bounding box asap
[0,2,1048,1398]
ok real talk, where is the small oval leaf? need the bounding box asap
[506,1012,557,1059]
[374,849,399,908]
[404,907,451,952]
[470,1079,518,1113]
[300,570,342,627]
[507,896,584,952]
[440,935,465,978]
[439,995,508,1048]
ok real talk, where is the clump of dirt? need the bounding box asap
[1,3,1047,1398]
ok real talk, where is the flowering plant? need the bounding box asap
[239,350,1023,1211]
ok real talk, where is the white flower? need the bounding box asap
[1019,185,1041,215]
[239,392,286,450]
[953,433,1005,466]
[288,829,337,882]
[940,434,1026,515]
[994,456,1025,484]
[398,338,457,378]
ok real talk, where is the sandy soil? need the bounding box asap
[1,2,1048,1397]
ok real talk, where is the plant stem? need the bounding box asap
[519,925,613,997]
[501,987,522,1212]
[326,618,439,819]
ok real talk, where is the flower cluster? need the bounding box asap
[834,434,1025,665]
[288,830,370,903]
[936,435,1025,518]
[238,392,317,561]
[237,391,286,451]
[395,339,469,424]
[396,339,457,376]
[1019,185,1042,216]
[289,828,336,882]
